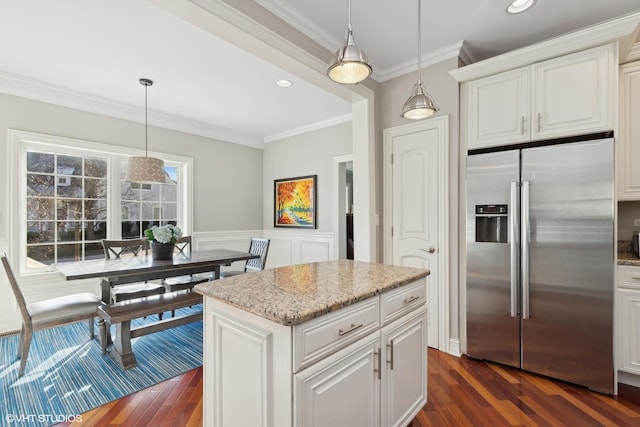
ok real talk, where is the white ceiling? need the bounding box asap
[0,0,639,148]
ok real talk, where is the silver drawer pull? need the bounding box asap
[403,295,420,304]
[338,322,364,336]
[632,276,640,280]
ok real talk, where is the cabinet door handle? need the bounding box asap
[632,276,640,280]
[338,322,364,336]
[403,295,420,304]
[521,116,526,135]
[537,113,542,133]
[374,348,381,379]
[386,340,395,370]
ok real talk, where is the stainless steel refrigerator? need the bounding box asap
[466,134,614,394]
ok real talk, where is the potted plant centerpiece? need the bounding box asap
[145,224,182,260]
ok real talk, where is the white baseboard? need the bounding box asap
[619,371,640,388]
[448,338,462,357]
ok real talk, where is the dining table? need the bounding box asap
[55,248,260,304]
[55,248,259,368]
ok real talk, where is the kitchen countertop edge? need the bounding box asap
[195,260,429,326]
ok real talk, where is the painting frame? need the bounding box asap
[274,175,317,229]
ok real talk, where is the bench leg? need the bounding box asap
[111,320,137,369]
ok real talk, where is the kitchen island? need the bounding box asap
[194,259,429,427]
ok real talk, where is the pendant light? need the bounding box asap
[401,0,439,120]
[125,78,166,184]
[327,0,372,84]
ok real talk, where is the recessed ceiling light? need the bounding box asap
[506,0,536,14]
[276,79,292,87]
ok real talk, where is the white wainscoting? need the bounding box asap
[192,229,336,270]
[0,230,335,334]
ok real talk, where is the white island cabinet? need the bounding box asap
[195,260,429,427]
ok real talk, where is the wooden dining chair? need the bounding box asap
[102,239,166,319]
[219,237,270,278]
[1,254,106,377]
[162,236,209,317]
[163,236,209,292]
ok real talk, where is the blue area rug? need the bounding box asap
[0,306,203,427]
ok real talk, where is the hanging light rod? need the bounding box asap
[401,0,439,120]
[125,78,167,184]
[327,0,372,84]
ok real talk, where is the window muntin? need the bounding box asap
[26,151,108,265]
[12,130,192,274]
[120,161,179,239]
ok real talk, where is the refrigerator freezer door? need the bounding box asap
[521,138,614,393]
[466,150,520,368]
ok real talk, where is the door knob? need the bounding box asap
[420,246,436,254]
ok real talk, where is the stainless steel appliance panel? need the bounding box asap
[520,139,614,393]
[466,151,521,368]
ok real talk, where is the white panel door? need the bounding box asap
[391,127,439,348]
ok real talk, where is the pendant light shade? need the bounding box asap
[401,0,439,119]
[126,78,166,184]
[327,0,372,84]
[401,79,438,119]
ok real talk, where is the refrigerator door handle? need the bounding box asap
[510,181,519,317]
[521,181,530,320]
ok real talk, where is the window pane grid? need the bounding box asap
[26,151,108,265]
[120,163,178,239]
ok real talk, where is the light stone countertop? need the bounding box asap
[194,259,429,326]
[618,240,640,266]
[618,251,640,266]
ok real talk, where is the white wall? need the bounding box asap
[262,121,352,232]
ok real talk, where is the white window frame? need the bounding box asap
[7,129,193,277]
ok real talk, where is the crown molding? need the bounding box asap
[624,42,640,63]
[374,40,468,82]
[189,0,369,101]
[450,11,640,82]
[254,0,340,53]
[264,114,352,143]
[0,71,264,149]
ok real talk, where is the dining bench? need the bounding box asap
[97,291,203,369]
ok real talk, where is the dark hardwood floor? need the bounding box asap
[58,349,640,426]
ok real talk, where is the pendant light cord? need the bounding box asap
[417,0,422,84]
[145,83,148,158]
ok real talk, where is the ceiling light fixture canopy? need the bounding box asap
[327,0,372,84]
[401,0,439,120]
[126,78,166,184]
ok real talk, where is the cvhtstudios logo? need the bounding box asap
[5,413,83,424]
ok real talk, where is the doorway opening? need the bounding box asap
[333,155,354,260]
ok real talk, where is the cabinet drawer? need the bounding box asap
[293,298,379,372]
[620,267,640,288]
[380,279,426,326]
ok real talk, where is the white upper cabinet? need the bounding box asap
[466,44,615,150]
[468,68,530,147]
[618,60,640,200]
[532,46,613,139]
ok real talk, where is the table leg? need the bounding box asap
[111,320,137,369]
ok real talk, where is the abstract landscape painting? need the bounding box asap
[274,175,316,228]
